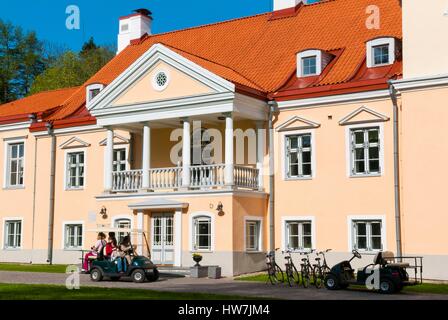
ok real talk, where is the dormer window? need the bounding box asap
[86,83,105,108]
[296,49,332,78]
[366,37,396,68]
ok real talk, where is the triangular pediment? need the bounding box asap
[339,106,389,125]
[59,137,91,149]
[99,134,130,146]
[276,116,320,132]
[89,44,235,112]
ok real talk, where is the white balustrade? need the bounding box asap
[112,170,143,192]
[234,165,259,190]
[149,167,182,189]
[190,164,226,188]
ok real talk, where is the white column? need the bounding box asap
[174,209,182,267]
[105,128,114,192]
[256,121,265,190]
[137,210,144,256]
[142,124,151,190]
[182,119,191,188]
[225,114,234,186]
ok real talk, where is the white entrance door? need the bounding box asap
[151,213,175,265]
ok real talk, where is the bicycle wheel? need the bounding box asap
[313,266,324,289]
[301,265,310,288]
[275,264,285,284]
[291,264,301,286]
[285,265,295,287]
[267,265,278,285]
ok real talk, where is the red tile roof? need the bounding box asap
[0,87,79,124]
[6,0,404,125]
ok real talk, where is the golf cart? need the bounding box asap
[324,250,423,294]
[87,227,159,283]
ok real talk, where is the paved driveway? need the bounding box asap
[0,271,447,300]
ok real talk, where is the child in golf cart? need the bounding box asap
[82,232,106,272]
[114,235,134,273]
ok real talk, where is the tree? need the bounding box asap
[0,19,46,104]
[30,38,114,95]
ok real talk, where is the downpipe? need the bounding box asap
[47,123,56,265]
[388,81,403,258]
[267,100,278,252]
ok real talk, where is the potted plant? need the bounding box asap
[192,253,203,266]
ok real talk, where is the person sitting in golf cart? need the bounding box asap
[104,233,118,259]
[82,232,106,272]
[115,235,134,273]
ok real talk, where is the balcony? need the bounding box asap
[112,164,260,193]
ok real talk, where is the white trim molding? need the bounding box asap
[345,122,385,178]
[2,217,24,250]
[3,138,26,189]
[62,220,85,250]
[366,37,396,68]
[276,116,320,132]
[59,136,91,149]
[391,74,448,91]
[347,215,387,253]
[189,211,215,252]
[281,216,316,252]
[339,106,390,126]
[280,128,317,181]
[243,216,264,253]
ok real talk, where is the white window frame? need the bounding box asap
[297,50,322,77]
[62,221,84,250]
[113,147,128,172]
[64,148,87,190]
[3,138,25,189]
[281,216,316,252]
[189,212,215,252]
[345,123,384,178]
[86,83,104,108]
[366,37,395,68]
[243,216,263,252]
[112,215,134,243]
[2,217,23,250]
[347,215,386,253]
[281,129,316,181]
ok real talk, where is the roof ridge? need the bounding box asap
[162,43,266,91]
[28,86,81,96]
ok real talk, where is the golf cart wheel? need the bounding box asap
[324,274,340,290]
[131,269,146,283]
[90,268,103,282]
[147,268,160,282]
[379,278,395,294]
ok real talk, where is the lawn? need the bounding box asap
[0,263,68,274]
[235,274,448,295]
[0,283,256,300]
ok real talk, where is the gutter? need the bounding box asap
[46,122,56,264]
[388,81,403,258]
[267,100,278,252]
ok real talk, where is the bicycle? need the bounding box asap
[265,248,284,285]
[313,249,332,289]
[299,249,316,288]
[283,249,300,287]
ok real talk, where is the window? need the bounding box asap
[85,83,104,108]
[4,220,22,249]
[302,56,317,76]
[121,24,129,32]
[350,127,380,176]
[89,89,101,101]
[366,38,395,68]
[64,224,83,249]
[245,220,261,252]
[286,221,312,251]
[193,216,211,251]
[352,220,383,251]
[7,142,24,187]
[66,152,85,189]
[152,71,170,91]
[115,218,131,244]
[286,134,312,178]
[373,45,389,66]
[113,148,127,172]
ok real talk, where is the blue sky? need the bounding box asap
[0,0,277,51]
